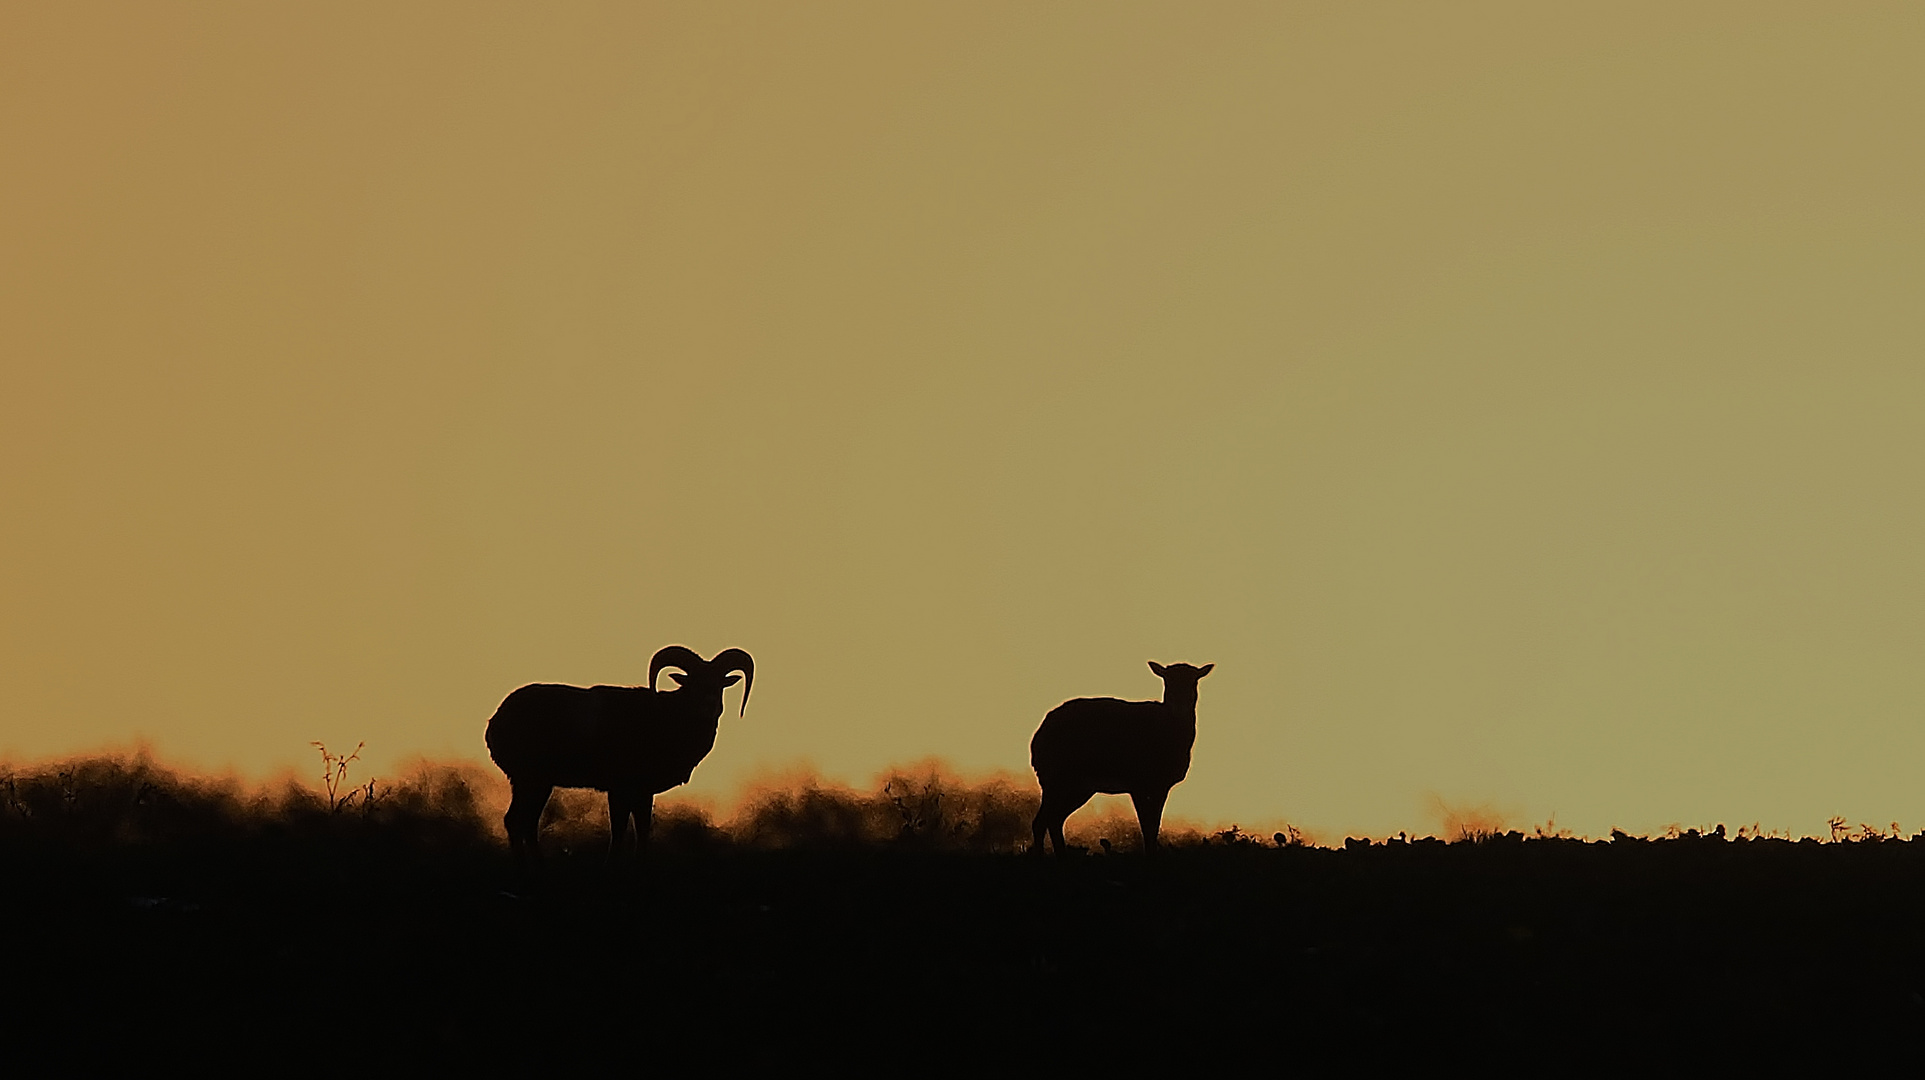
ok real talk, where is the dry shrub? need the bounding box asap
[377,758,505,846]
[1056,800,1180,853]
[876,759,1040,852]
[534,787,616,852]
[384,758,503,822]
[4,748,1347,856]
[0,749,513,852]
[0,748,251,844]
[1426,795,1514,844]
[729,768,894,849]
[727,759,1041,853]
[651,799,729,852]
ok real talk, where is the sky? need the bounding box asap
[5,3,1925,839]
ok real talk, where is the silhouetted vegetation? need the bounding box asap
[7,750,1925,1065]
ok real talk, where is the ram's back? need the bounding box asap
[1030,697,1191,793]
[486,683,701,791]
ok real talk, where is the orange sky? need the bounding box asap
[6,4,1925,838]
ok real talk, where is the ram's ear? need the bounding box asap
[668,672,689,687]
[1196,664,1214,678]
[721,674,741,687]
[1148,661,1168,677]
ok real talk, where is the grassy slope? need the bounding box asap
[6,755,1924,1065]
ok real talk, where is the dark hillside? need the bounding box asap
[5,756,1924,1065]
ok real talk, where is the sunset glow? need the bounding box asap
[6,4,1925,840]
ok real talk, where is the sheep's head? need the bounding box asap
[649,645,755,715]
[1148,661,1213,687]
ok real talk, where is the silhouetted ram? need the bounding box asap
[1029,660,1213,857]
[485,645,753,863]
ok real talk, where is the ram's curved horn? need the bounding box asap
[649,645,707,691]
[711,648,755,715]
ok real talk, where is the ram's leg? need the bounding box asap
[505,781,554,866]
[1131,787,1171,854]
[606,787,637,864]
[636,795,654,861]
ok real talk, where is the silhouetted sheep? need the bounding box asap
[1029,660,1213,857]
[485,645,753,863]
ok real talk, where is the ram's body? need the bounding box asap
[485,645,753,864]
[1028,661,1212,857]
[486,684,717,795]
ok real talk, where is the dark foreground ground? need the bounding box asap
[14,832,1925,1067]
[6,760,1925,1066]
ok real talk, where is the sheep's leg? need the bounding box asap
[1131,787,1171,854]
[1032,787,1093,857]
[505,781,554,865]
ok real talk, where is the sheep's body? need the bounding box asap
[1028,661,1212,857]
[485,646,752,864]
[1031,698,1195,795]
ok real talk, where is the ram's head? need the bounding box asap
[648,645,755,714]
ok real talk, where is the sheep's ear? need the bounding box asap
[668,672,689,687]
[721,674,741,687]
[1196,664,1214,678]
[1148,661,1168,677]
